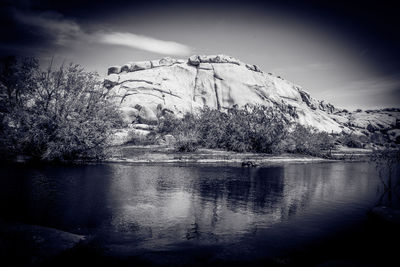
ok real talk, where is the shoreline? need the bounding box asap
[5,146,375,166]
[105,145,373,165]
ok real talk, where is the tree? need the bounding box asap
[0,56,122,161]
[286,124,335,156]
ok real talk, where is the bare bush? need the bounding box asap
[0,56,122,161]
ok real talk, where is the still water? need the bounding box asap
[0,162,392,263]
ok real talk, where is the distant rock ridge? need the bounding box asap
[104,55,400,137]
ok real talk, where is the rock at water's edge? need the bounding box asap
[0,220,85,265]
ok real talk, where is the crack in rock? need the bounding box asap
[120,92,164,104]
[117,79,154,85]
[193,66,200,102]
[121,86,182,99]
[211,65,221,110]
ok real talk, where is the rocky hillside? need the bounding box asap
[104,55,400,144]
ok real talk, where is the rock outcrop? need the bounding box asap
[330,108,400,137]
[105,55,346,133]
[104,55,400,136]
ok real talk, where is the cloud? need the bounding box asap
[319,73,400,109]
[4,6,192,57]
[331,73,400,96]
[96,32,192,56]
[11,8,84,46]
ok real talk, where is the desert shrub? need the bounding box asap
[370,132,390,146]
[0,56,122,161]
[339,133,365,148]
[156,105,338,156]
[174,133,199,152]
[164,105,292,153]
[286,124,334,156]
[224,105,290,153]
[195,105,291,153]
[197,107,229,149]
[157,112,180,134]
[173,113,200,152]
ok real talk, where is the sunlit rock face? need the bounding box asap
[105,55,347,133]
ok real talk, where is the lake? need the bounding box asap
[0,162,398,266]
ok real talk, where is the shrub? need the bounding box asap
[174,133,199,152]
[157,112,180,134]
[162,105,292,153]
[226,106,290,153]
[173,114,200,152]
[370,132,390,146]
[0,56,122,161]
[156,105,337,156]
[197,107,229,149]
[196,105,291,153]
[339,133,365,148]
[286,124,334,156]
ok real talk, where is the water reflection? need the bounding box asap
[0,162,382,249]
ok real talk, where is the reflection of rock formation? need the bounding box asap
[0,163,379,250]
[106,163,376,246]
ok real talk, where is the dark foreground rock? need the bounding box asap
[0,220,85,266]
[317,259,362,267]
[368,206,400,225]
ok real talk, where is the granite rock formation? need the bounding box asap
[105,55,346,133]
[104,55,400,138]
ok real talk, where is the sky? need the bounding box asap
[1,0,399,110]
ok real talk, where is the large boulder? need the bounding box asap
[137,105,158,124]
[107,65,121,75]
[119,106,140,124]
[188,55,200,66]
[130,61,152,72]
[0,220,85,265]
[197,54,242,65]
[104,73,119,89]
[105,55,400,134]
[120,62,132,73]
[159,57,177,66]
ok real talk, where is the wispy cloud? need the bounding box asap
[96,32,192,56]
[7,7,192,56]
[320,73,400,109]
[12,8,83,46]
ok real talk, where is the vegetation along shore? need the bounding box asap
[1,56,399,164]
